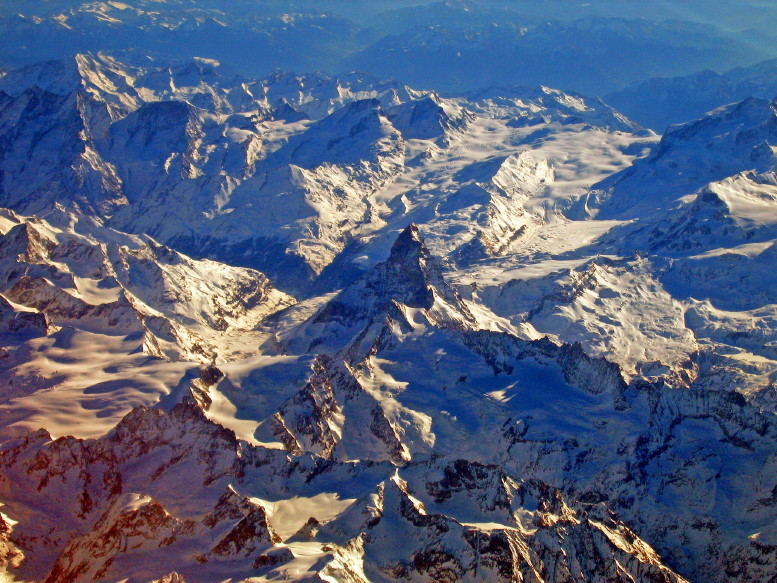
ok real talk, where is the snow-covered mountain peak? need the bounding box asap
[386,93,472,141]
[386,223,427,271]
[284,224,476,357]
[467,83,645,133]
[585,94,777,220]
[274,97,401,168]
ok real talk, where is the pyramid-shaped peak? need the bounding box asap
[388,224,428,265]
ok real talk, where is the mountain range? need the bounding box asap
[0,47,775,583]
[607,58,777,130]
[3,1,776,97]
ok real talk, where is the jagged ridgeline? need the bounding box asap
[0,52,774,583]
[0,53,641,294]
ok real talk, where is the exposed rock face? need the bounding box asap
[321,472,687,583]
[209,505,280,558]
[274,230,775,582]
[0,402,281,582]
[0,294,47,335]
[253,546,295,571]
[44,494,196,583]
[268,357,343,459]
[289,224,476,357]
[147,573,187,583]
[0,512,23,572]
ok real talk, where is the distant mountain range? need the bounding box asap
[2,1,776,97]
[607,58,777,130]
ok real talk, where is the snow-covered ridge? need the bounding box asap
[0,52,653,294]
[0,206,293,441]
